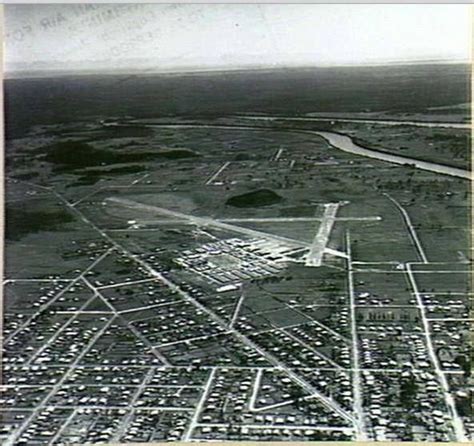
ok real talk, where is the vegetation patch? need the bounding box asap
[95,125,156,139]
[6,205,74,241]
[157,149,199,159]
[12,171,39,181]
[226,189,283,208]
[37,141,198,172]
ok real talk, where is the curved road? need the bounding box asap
[105,121,470,180]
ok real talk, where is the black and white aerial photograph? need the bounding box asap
[2,3,472,445]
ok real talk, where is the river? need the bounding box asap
[106,121,471,180]
[311,131,470,179]
[236,115,471,130]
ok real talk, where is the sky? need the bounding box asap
[5,4,472,75]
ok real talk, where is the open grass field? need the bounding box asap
[353,272,413,305]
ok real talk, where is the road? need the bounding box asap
[221,216,381,222]
[384,193,428,263]
[81,276,171,366]
[273,147,284,161]
[183,368,216,440]
[112,367,156,442]
[406,263,467,442]
[25,288,99,367]
[249,369,263,411]
[250,393,322,413]
[230,290,246,328]
[280,328,343,370]
[195,423,354,433]
[205,161,231,185]
[345,231,368,441]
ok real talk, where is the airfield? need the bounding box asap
[2,107,472,444]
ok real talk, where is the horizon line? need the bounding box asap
[4,58,470,80]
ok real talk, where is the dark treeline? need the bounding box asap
[5,63,470,139]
